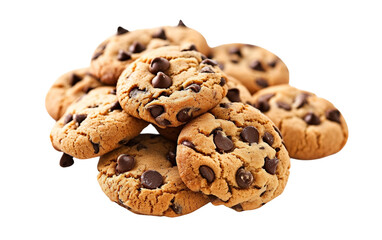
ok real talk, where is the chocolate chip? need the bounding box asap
[136,144,147,151]
[60,153,74,168]
[110,89,117,95]
[181,44,197,51]
[264,157,279,175]
[236,168,254,189]
[152,72,172,88]
[117,50,131,61]
[219,77,226,86]
[152,28,166,40]
[69,74,82,86]
[166,150,177,166]
[177,108,192,122]
[82,86,94,94]
[170,203,182,214]
[219,102,231,108]
[229,47,241,57]
[177,20,187,27]
[268,60,278,68]
[255,93,275,112]
[129,41,145,53]
[218,63,225,70]
[231,204,243,212]
[250,60,265,71]
[226,88,241,102]
[91,141,100,154]
[273,126,283,139]
[185,84,201,92]
[181,140,195,150]
[116,154,135,173]
[129,87,144,98]
[201,54,207,60]
[263,132,274,146]
[109,101,122,112]
[275,147,280,152]
[201,59,218,66]
[74,114,87,125]
[156,118,171,126]
[149,57,170,74]
[141,170,163,189]
[92,51,103,60]
[147,105,164,118]
[326,109,341,123]
[200,67,215,73]
[304,112,321,125]
[276,101,291,111]
[63,114,73,125]
[294,93,310,108]
[199,165,215,183]
[259,93,275,102]
[230,59,239,64]
[240,126,259,144]
[255,78,269,88]
[117,26,129,35]
[214,131,234,152]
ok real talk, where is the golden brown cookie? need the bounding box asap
[117,46,228,128]
[90,22,210,85]
[97,134,209,217]
[211,43,289,94]
[50,87,147,159]
[45,68,103,120]
[252,84,348,159]
[176,103,290,211]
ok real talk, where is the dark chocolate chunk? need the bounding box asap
[201,59,218,66]
[200,66,215,73]
[149,57,170,74]
[229,47,241,57]
[219,77,226,86]
[152,28,166,40]
[63,114,73,125]
[156,118,171,126]
[268,60,278,68]
[166,150,177,166]
[263,132,274,146]
[69,74,82,86]
[294,93,310,108]
[326,109,341,123]
[117,50,131,61]
[170,203,182,214]
[219,102,231,108]
[74,114,87,125]
[91,141,100,154]
[250,60,265,71]
[264,157,279,175]
[60,153,74,168]
[304,112,321,125]
[276,101,291,111]
[213,131,234,152]
[255,78,269,88]
[181,140,195,150]
[240,126,259,144]
[176,108,192,122]
[177,20,187,27]
[147,105,164,118]
[117,26,129,35]
[129,41,145,53]
[231,204,243,212]
[181,44,197,51]
[141,170,163,189]
[109,101,122,112]
[199,165,215,183]
[226,88,241,102]
[116,154,135,173]
[255,93,275,112]
[152,72,172,88]
[185,84,201,92]
[236,168,254,189]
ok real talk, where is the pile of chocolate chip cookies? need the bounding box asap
[46,21,348,217]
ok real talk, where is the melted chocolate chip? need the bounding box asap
[199,165,215,183]
[201,59,218,66]
[152,72,172,88]
[240,126,259,144]
[116,154,135,173]
[152,28,166,40]
[170,203,182,214]
[91,141,100,154]
[147,105,164,118]
[109,101,122,112]
[250,60,265,71]
[181,140,195,150]
[149,57,170,74]
[166,150,177,166]
[117,26,129,35]
[176,108,192,122]
[117,50,131,61]
[185,84,201,92]
[226,88,241,102]
[236,168,254,189]
[74,114,87,125]
[177,20,187,27]
[63,114,73,125]
[304,112,321,125]
[141,170,163,189]
[214,131,234,152]
[229,47,241,57]
[264,157,279,175]
[294,93,310,108]
[60,153,74,168]
[326,109,341,123]
[255,78,269,88]
[69,74,82,86]
[276,101,291,111]
[129,87,144,98]
[129,41,145,53]
[219,77,226,86]
[200,66,215,73]
[263,132,274,146]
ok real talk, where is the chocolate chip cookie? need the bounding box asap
[211,43,289,94]
[50,87,147,159]
[252,84,348,159]
[222,76,253,104]
[117,46,228,128]
[45,68,103,120]
[90,22,210,85]
[97,134,209,217]
[176,102,290,211]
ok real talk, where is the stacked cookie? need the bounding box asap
[46,20,348,217]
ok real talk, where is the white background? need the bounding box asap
[0,0,381,239]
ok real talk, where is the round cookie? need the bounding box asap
[50,87,148,159]
[90,22,210,85]
[176,102,290,211]
[252,84,348,160]
[117,46,228,128]
[222,76,253,104]
[211,43,289,94]
[45,68,103,120]
[97,134,209,217]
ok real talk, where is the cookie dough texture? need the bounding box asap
[90,25,210,85]
[252,84,348,160]
[211,43,289,94]
[45,68,103,120]
[117,46,228,128]
[177,103,290,211]
[97,134,209,217]
[50,87,147,159]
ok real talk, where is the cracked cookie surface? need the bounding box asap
[97,134,209,217]
[211,43,289,94]
[90,23,210,85]
[176,102,290,211]
[50,87,147,159]
[117,46,228,128]
[252,84,348,159]
[45,68,103,120]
